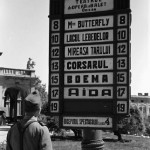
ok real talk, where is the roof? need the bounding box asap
[131,95,150,103]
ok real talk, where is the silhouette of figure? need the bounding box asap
[27,58,35,69]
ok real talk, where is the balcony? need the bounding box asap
[0,67,35,78]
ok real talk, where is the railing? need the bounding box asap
[0,67,35,78]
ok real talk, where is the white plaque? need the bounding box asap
[117,14,128,26]
[64,86,113,99]
[65,16,114,30]
[117,72,127,84]
[51,87,59,99]
[64,72,113,85]
[64,0,114,14]
[117,101,127,114]
[63,116,113,128]
[51,46,60,58]
[64,30,113,44]
[117,28,128,41]
[117,57,127,70]
[117,86,127,99]
[51,20,60,31]
[51,60,59,72]
[51,73,59,85]
[64,58,113,71]
[50,101,59,113]
[65,44,113,58]
[117,43,127,55]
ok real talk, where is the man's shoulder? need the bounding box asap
[10,122,18,129]
[31,121,46,126]
[38,121,46,126]
[30,121,48,130]
[7,123,18,136]
[10,120,44,129]
[29,121,49,135]
[38,121,49,131]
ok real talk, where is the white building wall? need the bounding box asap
[0,68,36,118]
[0,86,2,106]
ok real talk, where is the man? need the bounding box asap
[0,111,6,125]
[6,91,53,150]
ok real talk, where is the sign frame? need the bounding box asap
[49,0,131,130]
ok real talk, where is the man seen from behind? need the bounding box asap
[6,91,53,150]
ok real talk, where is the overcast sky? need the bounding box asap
[0,0,150,95]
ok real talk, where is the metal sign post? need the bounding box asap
[49,0,131,149]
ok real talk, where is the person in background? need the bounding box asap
[0,111,6,125]
[6,91,53,150]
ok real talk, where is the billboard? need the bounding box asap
[49,0,131,129]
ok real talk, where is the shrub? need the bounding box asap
[121,105,145,135]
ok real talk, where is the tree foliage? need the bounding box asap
[121,105,145,135]
[144,117,150,136]
[34,78,48,103]
[34,77,49,115]
[41,101,49,115]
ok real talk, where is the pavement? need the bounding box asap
[0,126,10,143]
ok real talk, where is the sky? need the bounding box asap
[0,0,150,95]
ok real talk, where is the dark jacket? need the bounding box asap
[6,116,53,150]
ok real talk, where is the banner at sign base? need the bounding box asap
[63,116,113,128]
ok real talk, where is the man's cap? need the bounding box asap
[25,91,41,112]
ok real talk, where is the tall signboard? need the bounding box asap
[49,0,131,130]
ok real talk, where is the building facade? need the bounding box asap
[131,93,150,118]
[0,67,37,120]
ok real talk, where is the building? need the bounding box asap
[131,93,150,118]
[0,67,37,121]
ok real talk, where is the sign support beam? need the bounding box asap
[81,129,104,150]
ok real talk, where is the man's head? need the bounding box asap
[25,91,41,116]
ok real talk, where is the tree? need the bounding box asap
[143,117,150,136]
[34,78,48,104]
[41,101,49,115]
[121,105,145,135]
[34,77,49,115]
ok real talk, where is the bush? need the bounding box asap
[121,105,145,135]
[41,101,49,115]
[145,126,150,136]
[144,118,150,136]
